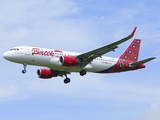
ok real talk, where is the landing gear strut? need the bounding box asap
[64,74,71,84]
[22,63,27,74]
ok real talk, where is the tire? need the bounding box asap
[22,70,26,74]
[80,70,87,76]
[64,78,71,84]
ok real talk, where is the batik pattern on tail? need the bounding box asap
[119,39,140,62]
[101,39,141,73]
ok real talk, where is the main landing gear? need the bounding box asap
[80,70,87,76]
[79,64,87,76]
[64,78,71,84]
[63,70,87,84]
[22,63,27,74]
[64,74,71,84]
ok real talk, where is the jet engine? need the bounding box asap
[37,69,59,79]
[59,56,78,66]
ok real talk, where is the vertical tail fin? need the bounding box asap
[100,39,145,73]
[119,39,141,62]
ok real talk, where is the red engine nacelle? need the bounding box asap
[37,69,59,79]
[59,56,78,66]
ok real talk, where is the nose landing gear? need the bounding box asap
[22,63,27,74]
[22,69,26,74]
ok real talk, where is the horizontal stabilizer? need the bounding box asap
[130,57,156,66]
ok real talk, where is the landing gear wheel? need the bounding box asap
[80,70,87,76]
[22,69,26,74]
[22,63,27,74]
[64,78,71,84]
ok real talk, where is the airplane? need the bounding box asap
[3,27,156,84]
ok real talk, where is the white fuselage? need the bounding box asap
[3,46,118,73]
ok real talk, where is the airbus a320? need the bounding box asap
[3,27,156,84]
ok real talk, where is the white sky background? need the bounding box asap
[0,0,160,120]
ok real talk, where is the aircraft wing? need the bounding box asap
[130,57,156,66]
[77,27,137,66]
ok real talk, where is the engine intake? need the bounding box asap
[59,56,78,66]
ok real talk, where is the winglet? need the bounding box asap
[130,27,137,37]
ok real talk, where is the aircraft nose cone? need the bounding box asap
[3,52,11,60]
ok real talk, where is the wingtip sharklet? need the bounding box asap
[151,57,156,60]
[130,27,137,37]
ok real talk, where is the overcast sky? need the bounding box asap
[0,0,160,120]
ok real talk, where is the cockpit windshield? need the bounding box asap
[10,48,19,51]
